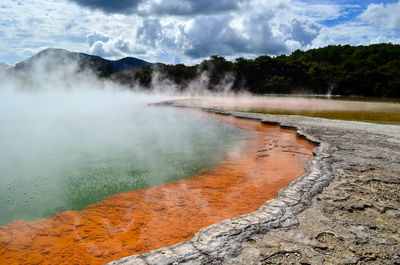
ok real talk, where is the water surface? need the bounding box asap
[0,113,314,265]
[179,95,400,124]
[0,90,245,225]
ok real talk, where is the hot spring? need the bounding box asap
[0,88,247,226]
[0,75,314,264]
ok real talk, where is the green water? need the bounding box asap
[0,91,245,226]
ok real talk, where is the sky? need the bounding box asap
[1,0,400,65]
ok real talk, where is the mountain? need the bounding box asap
[108,57,154,72]
[14,48,154,76]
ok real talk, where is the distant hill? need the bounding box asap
[14,48,155,76]
[11,44,400,98]
[108,57,154,72]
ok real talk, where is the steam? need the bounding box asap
[144,68,242,97]
[0,54,246,225]
[2,50,396,226]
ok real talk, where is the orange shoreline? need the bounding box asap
[0,113,314,265]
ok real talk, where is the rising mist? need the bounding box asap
[0,54,246,225]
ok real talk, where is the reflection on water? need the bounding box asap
[0,113,314,265]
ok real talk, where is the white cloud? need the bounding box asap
[87,33,147,58]
[123,1,325,60]
[1,0,399,65]
[285,39,302,52]
[294,2,344,22]
[359,1,400,30]
[289,19,321,45]
[87,31,110,46]
[309,22,400,49]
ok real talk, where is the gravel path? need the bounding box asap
[108,102,400,265]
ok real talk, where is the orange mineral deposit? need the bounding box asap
[0,113,314,265]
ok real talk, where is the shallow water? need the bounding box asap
[181,95,400,124]
[0,91,245,226]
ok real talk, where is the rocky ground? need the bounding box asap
[108,102,400,265]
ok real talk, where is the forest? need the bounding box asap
[111,43,400,98]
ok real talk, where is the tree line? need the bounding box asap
[110,43,400,98]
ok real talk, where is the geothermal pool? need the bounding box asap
[0,107,314,265]
[0,87,315,264]
[0,91,246,226]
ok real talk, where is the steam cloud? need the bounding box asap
[0,54,245,225]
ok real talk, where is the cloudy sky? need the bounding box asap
[1,0,400,65]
